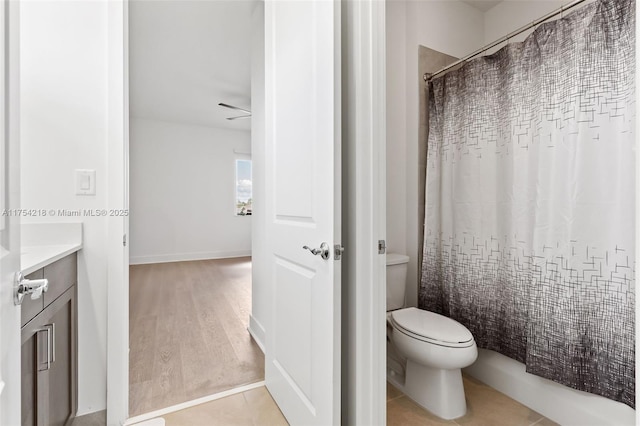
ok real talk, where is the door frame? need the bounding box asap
[0,0,22,424]
[106,1,129,424]
[105,1,386,424]
[341,0,386,423]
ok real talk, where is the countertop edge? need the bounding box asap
[22,244,82,276]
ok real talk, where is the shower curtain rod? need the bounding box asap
[424,0,590,83]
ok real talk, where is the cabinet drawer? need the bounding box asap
[21,269,45,327]
[21,285,77,426]
[43,254,77,307]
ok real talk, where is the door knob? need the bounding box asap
[302,242,330,260]
[14,272,49,305]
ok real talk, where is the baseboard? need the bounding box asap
[463,349,635,426]
[129,250,251,265]
[248,315,265,353]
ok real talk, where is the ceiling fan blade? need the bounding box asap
[226,115,252,121]
[218,103,251,114]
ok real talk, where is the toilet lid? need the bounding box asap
[390,307,474,347]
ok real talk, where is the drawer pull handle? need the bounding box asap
[35,326,52,371]
[49,323,56,363]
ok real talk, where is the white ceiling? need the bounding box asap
[129,0,256,131]
[461,0,502,12]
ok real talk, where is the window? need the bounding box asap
[235,159,252,216]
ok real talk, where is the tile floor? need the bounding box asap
[149,386,288,426]
[387,375,559,426]
[127,375,559,426]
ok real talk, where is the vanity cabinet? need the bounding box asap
[21,253,78,426]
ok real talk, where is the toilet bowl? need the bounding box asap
[389,307,477,419]
[386,254,477,420]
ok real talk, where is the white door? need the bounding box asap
[263,0,341,425]
[0,0,21,425]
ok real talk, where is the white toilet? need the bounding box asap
[386,253,477,420]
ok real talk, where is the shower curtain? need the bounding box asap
[420,0,635,407]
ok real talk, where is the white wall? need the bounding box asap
[484,0,567,45]
[20,0,109,414]
[385,0,408,264]
[129,118,251,264]
[386,0,485,307]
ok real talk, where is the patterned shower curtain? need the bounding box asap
[420,0,635,407]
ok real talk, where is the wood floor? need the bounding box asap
[129,257,264,416]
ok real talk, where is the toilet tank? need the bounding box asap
[386,253,410,311]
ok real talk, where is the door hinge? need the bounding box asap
[123,234,127,247]
[378,240,386,254]
[334,244,344,260]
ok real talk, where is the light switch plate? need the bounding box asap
[75,169,96,195]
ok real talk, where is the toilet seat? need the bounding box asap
[390,307,474,348]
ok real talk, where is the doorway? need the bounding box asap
[106,1,387,424]
[127,0,262,417]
